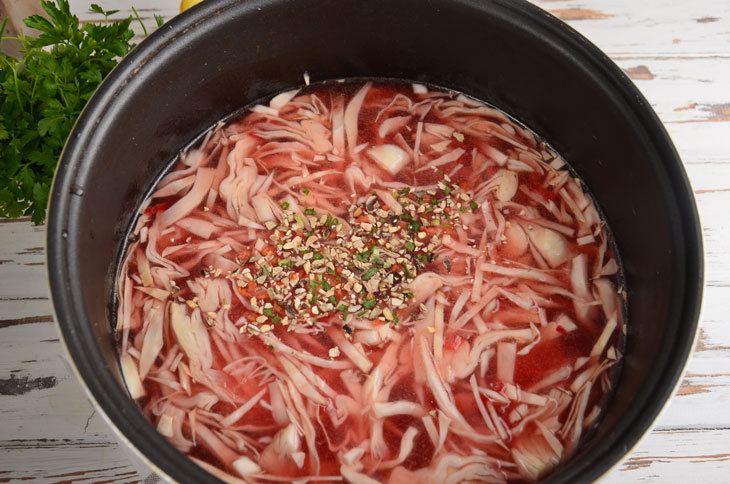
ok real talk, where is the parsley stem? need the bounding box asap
[131,7,148,36]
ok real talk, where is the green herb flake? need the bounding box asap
[362,267,379,280]
[404,241,415,252]
[363,297,377,309]
[281,201,290,209]
[304,208,316,216]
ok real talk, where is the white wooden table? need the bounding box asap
[1,0,728,482]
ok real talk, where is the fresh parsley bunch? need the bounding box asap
[0,1,153,224]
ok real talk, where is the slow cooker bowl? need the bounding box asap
[47,0,703,482]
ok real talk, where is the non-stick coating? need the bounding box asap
[47,0,703,482]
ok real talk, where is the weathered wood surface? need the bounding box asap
[1,0,728,482]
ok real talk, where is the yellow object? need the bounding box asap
[180,0,204,11]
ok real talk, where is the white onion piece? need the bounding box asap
[232,456,261,477]
[170,303,213,370]
[379,426,419,469]
[135,286,169,301]
[571,254,599,325]
[176,217,218,239]
[328,325,373,373]
[373,401,426,418]
[590,314,618,358]
[341,466,381,484]
[496,341,516,383]
[138,303,164,380]
[301,119,333,154]
[220,387,267,427]
[269,88,299,111]
[424,123,454,138]
[367,144,410,175]
[494,169,519,202]
[260,424,302,473]
[416,147,465,172]
[331,94,345,155]
[135,247,153,286]
[378,115,412,138]
[156,414,174,438]
[345,82,372,157]
[160,167,215,228]
[479,262,561,284]
[502,223,529,259]
[593,278,618,318]
[525,225,571,268]
[268,382,290,425]
[120,353,145,399]
[480,142,509,166]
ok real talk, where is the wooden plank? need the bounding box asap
[611,57,730,124]
[604,428,730,483]
[0,322,110,443]
[0,222,47,303]
[533,0,730,56]
[0,440,140,484]
[0,0,727,483]
[671,121,730,163]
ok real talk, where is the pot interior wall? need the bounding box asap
[48,0,702,483]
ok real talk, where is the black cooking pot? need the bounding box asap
[46,0,703,482]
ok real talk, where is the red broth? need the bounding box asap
[116,80,624,483]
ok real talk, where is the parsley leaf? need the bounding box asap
[0,1,160,224]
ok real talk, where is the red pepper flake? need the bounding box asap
[144,202,169,216]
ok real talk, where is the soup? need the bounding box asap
[115,80,624,483]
